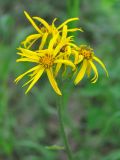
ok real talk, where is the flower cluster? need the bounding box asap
[15,11,108,95]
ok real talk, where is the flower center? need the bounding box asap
[79,46,93,60]
[39,54,54,69]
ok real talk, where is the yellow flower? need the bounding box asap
[74,45,108,85]
[54,25,75,76]
[15,33,75,95]
[22,11,83,49]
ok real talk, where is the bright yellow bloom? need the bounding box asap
[15,33,75,95]
[22,11,83,49]
[54,25,75,76]
[74,45,108,85]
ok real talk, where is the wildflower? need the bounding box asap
[54,25,74,76]
[22,11,83,49]
[74,45,108,84]
[15,32,75,95]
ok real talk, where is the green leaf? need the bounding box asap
[45,145,65,150]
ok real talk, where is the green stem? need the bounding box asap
[58,96,73,160]
[66,0,81,37]
[67,0,81,18]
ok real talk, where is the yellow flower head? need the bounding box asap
[15,32,75,95]
[74,45,108,85]
[15,11,108,96]
[22,11,83,50]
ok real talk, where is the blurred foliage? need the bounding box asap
[0,0,120,160]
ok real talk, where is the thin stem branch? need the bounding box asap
[58,96,73,160]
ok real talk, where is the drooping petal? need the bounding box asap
[93,56,109,77]
[67,28,83,32]
[22,76,35,87]
[57,18,79,30]
[39,32,48,50]
[33,16,51,32]
[54,63,62,77]
[72,50,78,64]
[46,69,62,95]
[78,55,84,64]
[54,59,76,70]
[26,38,40,49]
[15,65,40,83]
[22,34,42,49]
[24,11,42,34]
[74,60,87,85]
[89,60,98,83]
[25,68,44,94]
[73,49,83,64]
[29,68,40,77]
[68,43,78,49]
[86,62,91,78]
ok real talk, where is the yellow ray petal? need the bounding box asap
[62,25,67,40]
[33,16,51,32]
[54,59,76,70]
[57,17,79,30]
[22,34,41,43]
[25,68,44,94]
[78,55,84,64]
[56,52,67,59]
[46,69,62,95]
[68,43,79,49]
[14,65,40,83]
[16,58,39,63]
[24,11,42,34]
[26,37,40,49]
[86,62,91,78]
[48,33,59,52]
[18,48,41,57]
[29,68,40,77]
[53,42,65,57]
[17,52,39,60]
[52,18,57,28]
[93,56,109,77]
[22,34,41,49]
[22,34,41,45]
[22,77,34,87]
[74,60,87,85]
[67,28,83,32]
[55,63,62,77]
[23,67,42,87]
[72,50,79,64]
[66,46,71,56]
[39,32,48,50]
[36,49,48,53]
[89,60,98,83]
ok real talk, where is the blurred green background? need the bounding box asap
[0,0,120,160]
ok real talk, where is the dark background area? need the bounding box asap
[0,0,120,160]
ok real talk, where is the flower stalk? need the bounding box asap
[58,95,73,160]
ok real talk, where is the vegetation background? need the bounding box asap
[0,0,120,160]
